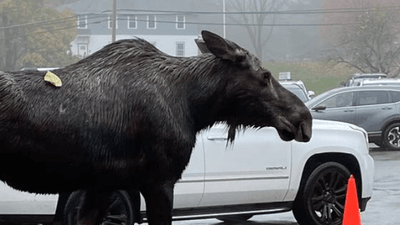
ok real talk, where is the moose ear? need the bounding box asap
[201,30,244,63]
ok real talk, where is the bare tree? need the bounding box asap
[327,5,400,77]
[227,0,287,62]
[0,0,78,71]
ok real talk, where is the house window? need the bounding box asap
[147,15,156,29]
[128,16,137,29]
[77,44,88,58]
[176,15,185,29]
[77,15,87,29]
[108,15,118,29]
[176,42,185,56]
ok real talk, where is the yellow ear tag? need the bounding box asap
[44,71,62,87]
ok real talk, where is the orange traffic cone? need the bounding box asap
[342,174,362,225]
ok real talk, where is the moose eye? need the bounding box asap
[236,55,246,63]
[262,72,271,83]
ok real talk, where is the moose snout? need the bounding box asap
[296,121,312,142]
[277,115,312,142]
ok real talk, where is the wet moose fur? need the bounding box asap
[0,31,311,225]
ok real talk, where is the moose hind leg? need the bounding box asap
[76,189,113,225]
[140,181,175,225]
[53,192,72,225]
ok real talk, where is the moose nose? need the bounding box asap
[295,121,312,142]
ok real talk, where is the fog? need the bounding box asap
[0,0,399,74]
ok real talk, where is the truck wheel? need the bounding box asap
[382,123,400,150]
[64,190,135,225]
[293,162,351,225]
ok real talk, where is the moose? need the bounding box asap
[0,30,311,225]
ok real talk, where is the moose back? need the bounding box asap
[0,31,311,225]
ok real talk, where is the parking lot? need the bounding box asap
[165,145,400,225]
[0,145,397,225]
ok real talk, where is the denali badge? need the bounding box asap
[266,166,287,170]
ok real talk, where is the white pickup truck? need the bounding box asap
[0,119,374,225]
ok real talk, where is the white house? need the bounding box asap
[60,0,221,58]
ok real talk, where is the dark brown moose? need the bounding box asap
[0,30,311,225]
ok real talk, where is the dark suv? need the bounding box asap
[306,85,400,149]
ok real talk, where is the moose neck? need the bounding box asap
[173,55,232,132]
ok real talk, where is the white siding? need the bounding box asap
[71,35,199,58]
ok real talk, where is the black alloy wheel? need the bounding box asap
[382,123,400,150]
[64,190,135,225]
[293,162,351,225]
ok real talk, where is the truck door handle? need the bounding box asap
[207,136,228,141]
[382,107,392,110]
[343,109,354,112]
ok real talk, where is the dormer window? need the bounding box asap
[147,15,156,29]
[128,16,137,29]
[108,15,118,29]
[176,15,185,29]
[77,15,88,29]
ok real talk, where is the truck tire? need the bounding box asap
[64,190,135,225]
[292,162,351,225]
[382,123,400,150]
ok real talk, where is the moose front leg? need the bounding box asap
[76,189,113,225]
[140,181,175,225]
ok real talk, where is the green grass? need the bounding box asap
[266,61,357,95]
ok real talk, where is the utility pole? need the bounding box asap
[222,0,226,38]
[112,0,117,42]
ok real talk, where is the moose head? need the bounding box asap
[200,30,312,143]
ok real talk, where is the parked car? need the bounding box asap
[358,78,400,86]
[279,80,314,102]
[0,119,374,225]
[306,85,400,149]
[343,73,387,86]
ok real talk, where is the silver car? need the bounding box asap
[359,78,400,86]
[306,85,400,149]
[343,73,387,86]
[279,80,314,102]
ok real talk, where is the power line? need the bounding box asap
[0,16,386,41]
[2,7,400,40]
[7,11,400,40]
[2,5,400,31]
[114,6,400,15]
[0,14,103,30]
[0,16,74,30]
[98,16,400,27]
[0,19,108,41]
[123,18,361,27]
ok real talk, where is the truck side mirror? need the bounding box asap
[312,105,327,112]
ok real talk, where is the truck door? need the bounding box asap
[199,124,291,207]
